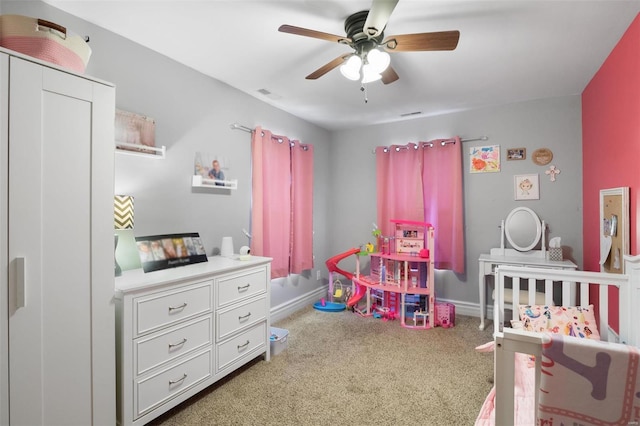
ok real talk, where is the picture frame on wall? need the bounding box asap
[514,174,540,200]
[469,145,500,173]
[506,147,526,160]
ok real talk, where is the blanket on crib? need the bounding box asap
[538,333,640,426]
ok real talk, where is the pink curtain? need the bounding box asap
[251,127,291,278]
[290,141,314,274]
[422,138,465,273]
[376,138,465,273]
[375,144,424,236]
[251,127,314,279]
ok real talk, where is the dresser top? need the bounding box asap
[115,255,272,294]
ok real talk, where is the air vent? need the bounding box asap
[400,111,422,117]
[257,88,282,100]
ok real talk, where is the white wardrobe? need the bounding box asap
[0,49,116,425]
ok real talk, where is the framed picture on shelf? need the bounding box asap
[506,147,526,160]
[114,109,156,153]
[135,232,208,273]
[514,174,540,200]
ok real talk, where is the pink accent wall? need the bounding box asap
[582,12,640,332]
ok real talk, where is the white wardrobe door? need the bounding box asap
[8,57,93,426]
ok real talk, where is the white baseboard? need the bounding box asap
[270,287,326,324]
[270,288,490,328]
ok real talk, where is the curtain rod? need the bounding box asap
[230,123,309,150]
[230,123,253,133]
[372,136,489,153]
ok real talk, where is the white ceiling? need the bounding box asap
[43,0,640,131]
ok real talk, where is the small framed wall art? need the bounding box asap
[506,147,526,160]
[469,145,500,173]
[514,174,540,200]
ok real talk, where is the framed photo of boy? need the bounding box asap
[514,174,540,200]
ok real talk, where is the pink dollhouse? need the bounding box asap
[351,219,438,329]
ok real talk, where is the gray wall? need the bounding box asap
[3,1,584,317]
[2,1,333,311]
[329,96,584,312]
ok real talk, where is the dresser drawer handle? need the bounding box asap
[168,302,187,312]
[238,312,252,320]
[168,373,187,385]
[237,284,251,291]
[168,338,187,349]
[237,340,250,350]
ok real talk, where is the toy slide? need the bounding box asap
[324,247,360,281]
[324,247,367,308]
[346,282,366,308]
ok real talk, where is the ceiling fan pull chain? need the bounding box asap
[361,83,368,104]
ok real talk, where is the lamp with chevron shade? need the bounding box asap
[114,195,134,276]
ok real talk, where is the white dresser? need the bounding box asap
[115,256,271,426]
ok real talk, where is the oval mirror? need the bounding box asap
[504,207,542,252]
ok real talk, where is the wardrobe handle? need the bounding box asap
[237,284,250,291]
[238,312,251,321]
[15,257,26,309]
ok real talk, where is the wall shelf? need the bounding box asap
[115,141,166,159]
[192,175,238,190]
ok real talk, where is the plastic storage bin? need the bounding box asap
[269,327,289,356]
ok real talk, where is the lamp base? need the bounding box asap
[115,234,122,277]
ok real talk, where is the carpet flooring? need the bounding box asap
[150,305,494,425]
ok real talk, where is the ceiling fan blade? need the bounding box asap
[278,24,350,44]
[363,0,399,38]
[382,30,460,52]
[381,66,399,85]
[306,55,350,80]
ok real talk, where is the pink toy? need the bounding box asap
[320,298,326,307]
[435,302,455,328]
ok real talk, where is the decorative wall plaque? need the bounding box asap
[532,148,553,165]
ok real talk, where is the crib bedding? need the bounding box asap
[537,333,640,425]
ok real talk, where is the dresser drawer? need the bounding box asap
[217,322,266,372]
[134,281,212,336]
[216,268,267,308]
[135,348,212,419]
[135,315,212,376]
[216,296,267,341]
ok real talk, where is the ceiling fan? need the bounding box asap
[278,0,460,85]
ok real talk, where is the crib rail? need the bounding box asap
[494,328,543,426]
[491,255,640,425]
[493,265,629,342]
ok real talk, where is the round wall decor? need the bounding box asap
[532,148,553,165]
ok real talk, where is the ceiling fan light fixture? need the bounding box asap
[340,55,362,81]
[366,48,390,74]
[361,63,382,83]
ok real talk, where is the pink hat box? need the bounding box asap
[0,14,91,73]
